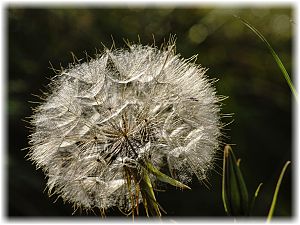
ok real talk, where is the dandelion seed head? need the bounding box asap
[28,42,222,213]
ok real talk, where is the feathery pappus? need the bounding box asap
[28,39,223,216]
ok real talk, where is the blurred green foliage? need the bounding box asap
[8,6,292,218]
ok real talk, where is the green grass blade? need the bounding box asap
[222,145,230,215]
[236,16,298,102]
[267,161,291,222]
[249,183,263,215]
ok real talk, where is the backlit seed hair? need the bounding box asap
[28,40,222,215]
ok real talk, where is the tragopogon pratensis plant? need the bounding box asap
[28,39,223,217]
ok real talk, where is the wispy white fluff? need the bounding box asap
[28,43,222,213]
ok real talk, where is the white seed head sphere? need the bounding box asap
[28,43,222,213]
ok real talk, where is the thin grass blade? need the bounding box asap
[267,161,291,222]
[249,183,263,216]
[236,16,298,102]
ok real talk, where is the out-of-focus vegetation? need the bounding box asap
[8,6,292,217]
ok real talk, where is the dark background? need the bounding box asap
[7,5,293,219]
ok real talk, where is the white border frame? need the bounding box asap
[1,1,298,224]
